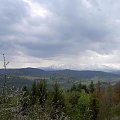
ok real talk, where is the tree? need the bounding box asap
[51,83,66,119]
[36,80,47,106]
[69,91,80,106]
[20,86,30,115]
[114,82,120,104]
[77,90,91,120]
[81,84,88,93]
[30,81,37,105]
[71,83,77,92]
[77,82,82,92]
[97,82,114,120]
[103,83,114,120]
[89,93,100,120]
[89,81,95,93]
[68,91,80,119]
[2,54,9,102]
[96,81,104,100]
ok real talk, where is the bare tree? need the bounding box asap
[2,54,9,101]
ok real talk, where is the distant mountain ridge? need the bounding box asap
[0,67,119,78]
[0,68,120,89]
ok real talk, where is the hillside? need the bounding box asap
[0,68,120,89]
[0,67,119,78]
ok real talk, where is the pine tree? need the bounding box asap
[20,86,30,115]
[51,83,66,119]
[89,81,95,93]
[30,81,37,105]
[96,81,104,100]
[71,84,77,92]
[36,80,47,106]
[81,84,88,93]
[77,82,82,92]
[89,93,100,120]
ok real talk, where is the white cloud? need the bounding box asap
[82,0,93,8]
[23,0,50,18]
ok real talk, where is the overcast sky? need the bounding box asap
[0,0,120,70]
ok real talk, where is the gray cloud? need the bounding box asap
[0,0,29,35]
[0,0,120,68]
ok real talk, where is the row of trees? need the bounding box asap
[0,80,120,120]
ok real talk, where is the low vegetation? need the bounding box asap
[0,80,120,120]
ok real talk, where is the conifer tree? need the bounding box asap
[71,83,77,92]
[89,93,100,120]
[89,81,95,93]
[20,86,30,115]
[36,80,47,106]
[30,81,37,105]
[96,81,104,100]
[51,83,66,119]
[77,82,82,92]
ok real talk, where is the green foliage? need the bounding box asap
[36,80,47,106]
[0,80,120,120]
[68,91,80,120]
[71,83,88,93]
[69,91,80,106]
[89,81,95,93]
[71,84,77,92]
[77,83,82,92]
[20,86,30,114]
[89,93,100,120]
[112,103,120,117]
[77,90,91,120]
[30,81,37,105]
[50,83,67,119]
[27,103,51,120]
[52,83,65,109]
[0,89,21,120]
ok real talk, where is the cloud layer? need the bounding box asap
[0,0,120,69]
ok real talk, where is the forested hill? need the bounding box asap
[0,68,120,89]
[0,67,119,78]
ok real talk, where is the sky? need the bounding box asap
[0,0,120,70]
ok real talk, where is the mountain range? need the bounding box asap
[0,67,120,89]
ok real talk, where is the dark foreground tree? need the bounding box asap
[36,80,47,106]
[89,93,100,120]
[51,83,66,119]
[20,86,30,115]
